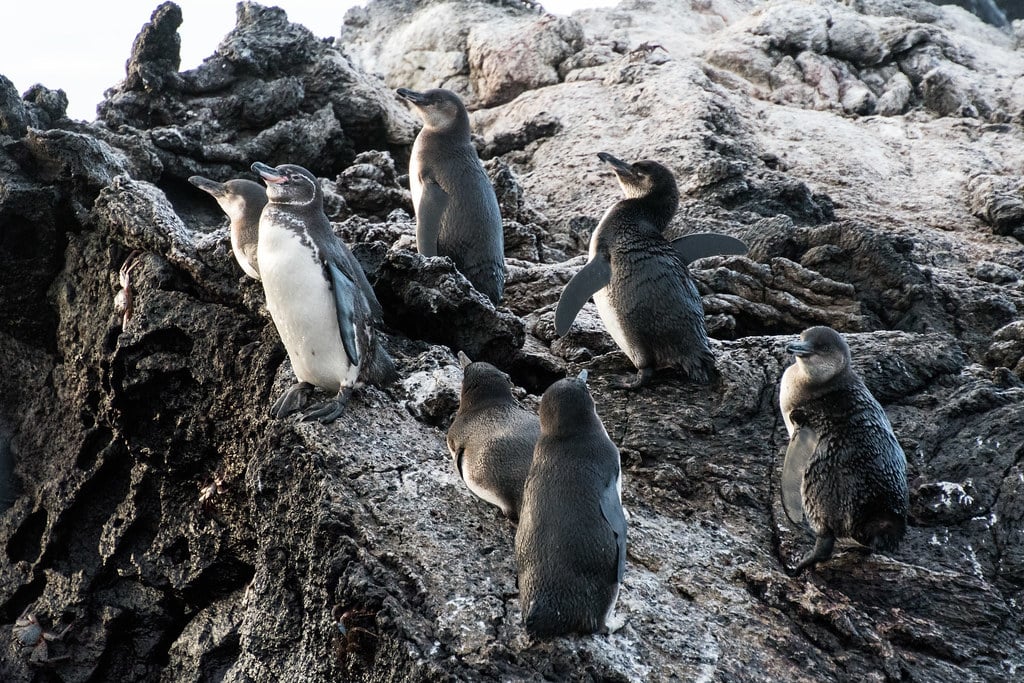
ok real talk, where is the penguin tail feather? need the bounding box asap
[368,340,399,387]
[856,514,907,552]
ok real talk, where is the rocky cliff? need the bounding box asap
[1,0,1023,681]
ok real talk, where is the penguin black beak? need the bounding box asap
[786,341,814,357]
[597,152,636,179]
[188,175,226,198]
[251,161,286,184]
[397,88,427,105]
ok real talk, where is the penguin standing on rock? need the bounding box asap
[779,326,909,573]
[252,161,395,423]
[447,351,538,520]
[555,153,747,389]
[396,87,505,304]
[515,370,626,638]
[188,175,266,280]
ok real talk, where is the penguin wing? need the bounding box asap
[670,233,748,265]
[415,178,448,257]
[599,477,627,584]
[782,425,818,525]
[554,254,612,336]
[326,262,361,367]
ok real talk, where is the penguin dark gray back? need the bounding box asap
[557,153,719,389]
[447,353,538,520]
[515,372,626,637]
[779,326,909,573]
[397,87,506,304]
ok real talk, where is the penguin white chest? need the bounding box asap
[778,364,800,437]
[258,225,360,393]
[588,223,634,361]
[409,139,425,215]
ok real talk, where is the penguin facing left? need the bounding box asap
[515,370,626,638]
[779,326,909,573]
[188,175,266,280]
[396,87,506,304]
[447,351,539,520]
[252,161,396,423]
[555,153,747,389]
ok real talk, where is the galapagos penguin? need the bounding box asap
[555,153,746,388]
[252,161,395,423]
[447,351,539,520]
[188,175,266,280]
[397,87,506,304]
[779,326,909,573]
[515,370,626,638]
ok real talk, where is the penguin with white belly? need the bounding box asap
[555,153,747,388]
[252,161,395,423]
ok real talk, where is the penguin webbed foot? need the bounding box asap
[616,368,655,390]
[601,612,628,635]
[793,534,835,574]
[272,382,314,418]
[301,386,354,424]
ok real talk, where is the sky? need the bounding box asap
[0,0,616,122]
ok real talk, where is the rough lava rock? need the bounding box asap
[1,0,1023,681]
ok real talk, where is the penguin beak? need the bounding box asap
[397,88,427,105]
[597,152,636,179]
[251,162,286,184]
[458,350,473,369]
[188,175,226,198]
[577,369,589,383]
[786,340,814,357]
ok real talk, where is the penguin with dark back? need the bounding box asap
[252,161,395,423]
[396,87,506,304]
[515,370,627,638]
[779,326,909,573]
[447,351,539,520]
[188,175,267,280]
[555,153,747,389]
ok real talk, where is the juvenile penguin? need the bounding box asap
[515,370,626,638]
[555,153,747,388]
[252,161,395,423]
[447,351,539,520]
[396,87,505,304]
[779,326,909,573]
[188,175,267,280]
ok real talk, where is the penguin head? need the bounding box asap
[598,152,679,203]
[460,358,514,405]
[786,326,852,385]
[251,162,322,208]
[538,372,598,436]
[397,88,470,136]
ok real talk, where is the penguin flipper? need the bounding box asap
[599,478,628,584]
[326,262,361,367]
[782,426,818,525]
[416,179,448,257]
[670,233,748,265]
[554,255,612,336]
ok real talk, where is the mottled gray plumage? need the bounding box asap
[515,371,626,638]
[188,175,266,280]
[397,87,505,304]
[447,351,538,520]
[253,162,395,423]
[779,326,909,573]
[556,153,726,389]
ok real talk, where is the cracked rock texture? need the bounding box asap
[1,0,1024,681]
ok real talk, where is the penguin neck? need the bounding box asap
[791,365,861,406]
[462,386,513,410]
[616,194,678,233]
[424,115,472,144]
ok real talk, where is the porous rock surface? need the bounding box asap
[1,0,1023,681]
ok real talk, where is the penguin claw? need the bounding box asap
[793,535,836,574]
[271,382,314,419]
[615,368,654,390]
[301,387,353,424]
